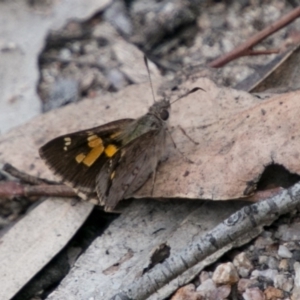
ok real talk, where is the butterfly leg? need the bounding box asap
[167,129,194,164]
[178,125,199,146]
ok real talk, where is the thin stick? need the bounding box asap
[3,163,55,185]
[0,181,76,198]
[247,49,280,56]
[209,6,300,68]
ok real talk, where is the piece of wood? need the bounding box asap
[110,183,300,299]
[46,199,249,300]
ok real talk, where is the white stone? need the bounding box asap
[233,252,253,270]
[278,245,292,258]
[251,269,278,282]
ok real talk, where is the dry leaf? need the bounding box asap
[0,198,93,300]
[1,77,300,203]
[252,44,300,93]
[235,44,300,93]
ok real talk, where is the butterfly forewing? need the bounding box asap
[39,119,134,198]
[39,98,171,211]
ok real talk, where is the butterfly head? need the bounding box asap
[148,99,170,122]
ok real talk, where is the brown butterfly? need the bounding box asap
[39,99,171,212]
[39,52,202,214]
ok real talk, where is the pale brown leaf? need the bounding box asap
[0,77,299,203]
[0,198,93,300]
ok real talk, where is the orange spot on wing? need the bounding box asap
[88,135,103,148]
[105,144,118,157]
[83,144,104,166]
[75,135,105,166]
[75,153,86,163]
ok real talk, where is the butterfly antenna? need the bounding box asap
[144,55,156,103]
[170,87,206,105]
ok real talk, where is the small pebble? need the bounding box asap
[267,256,279,269]
[44,77,79,112]
[59,48,72,60]
[258,255,268,265]
[107,68,128,90]
[284,241,298,251]
[254,236,274,249]
[215,284,231,299]
[277,223,300,241]
[237,278,252,293]
[196,278,217,298]
[266,243,279,255]
[70,41,81,53]
[264,286,284,299]
[291,262,300,300]
[171,284,201,300]
[251,269,278,282]
[243,287,265,300]
[239,267,250,278]
[199,271,210,283]
[278,245,292,259]
[197,280,231,300]
[292,290,300,300]
[293,262,300,288]
[278,259,289,271]
[233,252,253,271]
[274,274,294,292]
[233,252,253,278]
[83,41,98,54]
[212,262,239,285]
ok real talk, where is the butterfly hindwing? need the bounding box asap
[96,128,167,211]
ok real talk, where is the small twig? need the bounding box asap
[247,49,280,56]
[209,6,300,68]
[0,181,76,199]
[3,163,56,185]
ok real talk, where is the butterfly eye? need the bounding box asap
[160,109,169,121]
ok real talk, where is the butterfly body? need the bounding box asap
[39,99,170,211]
